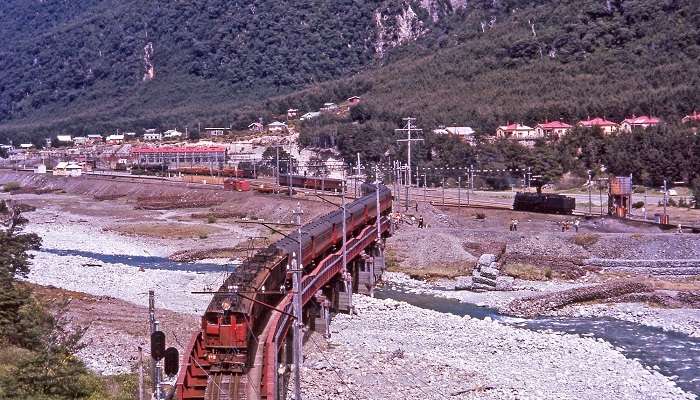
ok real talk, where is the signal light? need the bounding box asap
[151,331,166,360]
[164,347,179,376]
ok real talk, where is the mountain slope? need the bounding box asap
[0,0,699,142]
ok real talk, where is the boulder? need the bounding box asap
[480,266,500,280]
[478,254,497,267]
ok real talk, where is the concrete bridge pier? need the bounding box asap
[331,272,353,313]
[311,291,331,338]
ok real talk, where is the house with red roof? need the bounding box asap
[577,117,619,135]
[495,123,539,147]
[535,120,572,140]
[682,111,700,124]
[620,115,661,132]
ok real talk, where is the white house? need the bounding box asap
[19,143,34,149]
[53,161,83,177]
[535,120,573,140]
[163,129,183,139]
[267,121,288,134]
[300,112,321,121]
[620,115,661,132]
[144,132,162,141]
[106,134,125,144]
[248,122,264,132]
[87,134,103,143]
[72,137,88,145]
[56,135,73,144]
[496,123,540,147]
[320,103,338,113]
[433,126,476,145]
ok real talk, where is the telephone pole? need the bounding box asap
[292,205,304,400]
[395,118,423,187]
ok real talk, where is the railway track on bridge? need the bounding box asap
[176,184,393,400]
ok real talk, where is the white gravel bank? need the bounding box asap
[298,296,693,400]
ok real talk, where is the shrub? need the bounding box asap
[199,234,209,239]
[207,215,217,224]
[475,212,486,220]
[632,201,644,209]
[572,233,600,248]
[2,182,21,192]
[633,186,646,194]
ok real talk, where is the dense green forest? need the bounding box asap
[1,0,698,143]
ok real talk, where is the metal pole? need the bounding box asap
[663,179,667,220]
[458,176,461,206]
[375,167,382,241]
[154,320,161,400]
[148,290,156,397]
[527,166,531,192]
[588,170,592,216]
[423,174,427,203]
[138,346,144,400]
[469,164,473,205]
[292,204,304,400]
[404,186,409,211]
[342,173,347,273]
[442,177,445,206]
[276,146,280,194]
[599,180,603,216]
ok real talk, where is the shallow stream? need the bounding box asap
[377,287,700,397]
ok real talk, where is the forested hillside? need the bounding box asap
[0,0,457,141]
[0,0,698,144]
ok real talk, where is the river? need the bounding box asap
[377,287,700,397]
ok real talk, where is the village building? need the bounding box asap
[535,120,573,140]
[433,126,477,145]
[72,137,88,145]
[106,134,125,144]
[56,135,73,144]
[287,109,299,119]
[203,127,231,137]
[87,134,103,143]
[143,132,162,141]
[347,96,361,106]
[248,122,264,132]
[620,115,661,132]
[320,103,338,113]
[300,112,321,121]
[577,117,619,134]
[682,111,700,124]
[496,123,541,147]
[163,129,184,139]
[267,121,288,134]
[131,146,226,168]
[53,161,83,177]
[19,143,34,149]
[124,132,137,140]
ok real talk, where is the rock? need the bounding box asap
[478,254,496,267]
[480,266,500,280]
[472,275,497,287]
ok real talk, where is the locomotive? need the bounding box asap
[513,192,576,214]
[177,184,392,399]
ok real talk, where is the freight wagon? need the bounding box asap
[278,174,345,192]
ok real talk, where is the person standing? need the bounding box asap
[418,216,424,229]
[513,218,518,231]
[574,219,580,232]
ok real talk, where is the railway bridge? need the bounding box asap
[176,184,393,400]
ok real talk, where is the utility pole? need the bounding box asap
[527,166,532,192]
[138,346,144,400]
[442,177,445,206]
[375,165,382,241]
[469,164,474,205]
[458,176,461,206]
[148,290,158,398]
[292,204,304,400]
[663,179,668,221]
[588,170,592,216]
[354,153,363,198]
[395,118,423,187]
[423,173,427,203]
[341,172,347,274]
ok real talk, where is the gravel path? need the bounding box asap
[298,296,693,400]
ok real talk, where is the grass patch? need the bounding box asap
[108,223,222,239]
[571,233,600,248]
[207,215,217,224]
[2,181,21,192]
[502,263,552,281]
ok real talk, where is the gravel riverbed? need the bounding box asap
[298,296,693,400]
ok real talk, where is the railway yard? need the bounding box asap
[1,170,699,399]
